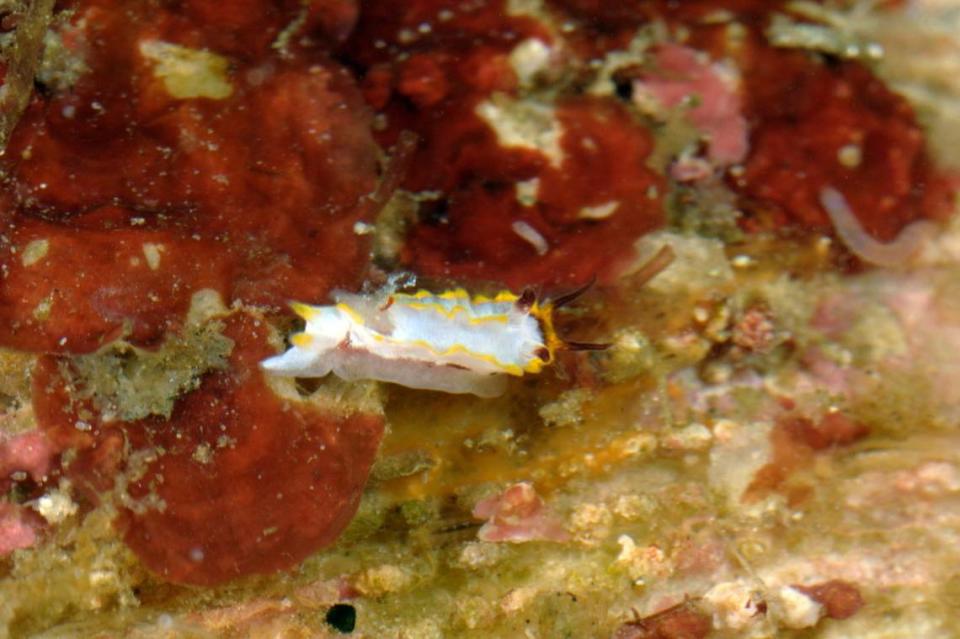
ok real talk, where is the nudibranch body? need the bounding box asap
[261,287,561,397]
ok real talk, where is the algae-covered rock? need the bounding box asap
[62,319,233,422]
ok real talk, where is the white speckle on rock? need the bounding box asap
[21,239,49,267]
[512,220,549,255]
[661,423,714,452]
[616,534,671,581]
[142,242,164,270]
[578,201,620,220]
[702,579,765,631]
[776,585,824,629]
[515,178,540,206]
[508,38,553,87]
[475,94,564,168]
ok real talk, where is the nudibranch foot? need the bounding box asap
[263,347,508,397]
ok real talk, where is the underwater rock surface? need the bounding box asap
[0,0,959,636]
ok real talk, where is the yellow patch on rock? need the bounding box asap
[21,239,49,266]
[139,40,233,100]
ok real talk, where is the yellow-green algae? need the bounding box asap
[0,349,33,415]
[138,40,233,101]
[58,292,234,422]
[0,0,56,150]
[2,502,144,639]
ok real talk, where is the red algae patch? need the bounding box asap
[612,602,712,639]
[794,580,865,620]
[735,46,953,240]
[119,313,384,585]
[2,0,382,588]
[401,96,664,288]
[0,219,231,353]
[745,412,870,504]
[342,2,663,287]
[0,0,380,355]
[4,0,387,583]
[33,312,384,585]
[547,0,953,242]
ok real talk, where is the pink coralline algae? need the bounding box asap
[472,482,570,543]
[0,502,44,557]
[633,43,749,169]
[0,429,55,488]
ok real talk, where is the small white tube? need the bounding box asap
[819,187,937,268]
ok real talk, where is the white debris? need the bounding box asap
[139,40,233,100]
[702,579,765,631]
[509,38,553,87]
[33,489,78,524]
[578,201,619,220]
[661,423,714,452]
[776,585,824,629]
[515,178,540,206]
[475,94,564,168]
[21,239,49,267]
[142,242,164,270]
[511,220,549,255]
[616,535,671,581]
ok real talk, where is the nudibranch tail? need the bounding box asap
[289,301,318,321]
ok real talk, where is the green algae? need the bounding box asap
[1,503,145,639]
[0,349,34,417]
[0,0,55,151]
[61,320,233,422]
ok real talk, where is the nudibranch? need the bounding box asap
[261,286,570,397]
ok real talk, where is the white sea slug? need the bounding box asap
[260,286,575,397]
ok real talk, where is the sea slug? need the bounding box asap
[262,285,570,397]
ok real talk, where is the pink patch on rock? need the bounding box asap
[472,482,569,543]
[0,502,43,556]
[0,430,56,483]
[633,43,748,168]
[669,155,714,183]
